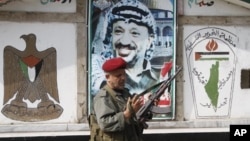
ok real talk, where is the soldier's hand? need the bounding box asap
[130,95,143,113]
[124,95,143,119]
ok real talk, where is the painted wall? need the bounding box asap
[182,0,250,121]
[0,0,76,13]
[0,22,77,124]
[184,0,250,16]
[0,0,79,127]
[0,1,88,135]
[183,26,250,119]
[0,0,250,137]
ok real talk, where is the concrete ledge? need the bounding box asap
[1,118,249,137]
[0,132,229,141]
[0,128,229,138]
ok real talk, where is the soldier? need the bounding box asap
[89,57,145,141]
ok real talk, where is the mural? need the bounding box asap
[88,0,177,119]
[184,27,238,118]
[0,0,73,6]
[2,33,63,121]
[0,0,75,12]
[188,0,214,8]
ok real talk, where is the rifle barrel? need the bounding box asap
[136,66,183,129]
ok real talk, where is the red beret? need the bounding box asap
[102,57,127,72]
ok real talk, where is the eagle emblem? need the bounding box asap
[2,33,63,121]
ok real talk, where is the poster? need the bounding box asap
[88,0,176,119]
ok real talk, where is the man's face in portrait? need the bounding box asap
[112,21,153,67]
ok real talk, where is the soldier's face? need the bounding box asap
[112,21,153,66]
[106,69,126,90]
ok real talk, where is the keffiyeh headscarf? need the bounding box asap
[103,0,156,60]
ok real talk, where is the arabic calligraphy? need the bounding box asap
[193,67,233,89]
[185,28,237,52]
[218,70,233,89]
[188,0,214,8]
[192,67,207,85]
[200,97,228,110]
[217,98,228,109]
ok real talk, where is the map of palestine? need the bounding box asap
[204,61,219,111]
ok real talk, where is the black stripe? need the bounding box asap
[196,52,229,55]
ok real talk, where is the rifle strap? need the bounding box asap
[138,81,164,96]
[103,85,120,112]
[104,85,135,116]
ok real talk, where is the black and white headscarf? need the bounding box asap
[103,0,156,60]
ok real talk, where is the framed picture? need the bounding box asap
[88,0,177,119]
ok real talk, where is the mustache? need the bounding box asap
[115,43,136,50]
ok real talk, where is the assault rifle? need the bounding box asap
[136,66,183,129]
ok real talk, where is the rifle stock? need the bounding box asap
[136,66,183,129]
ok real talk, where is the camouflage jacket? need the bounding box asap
[89,85,143,141]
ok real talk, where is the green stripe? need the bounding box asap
[198,58,229,61]
[19,60,28,78]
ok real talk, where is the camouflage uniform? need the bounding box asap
[89,85,143,141]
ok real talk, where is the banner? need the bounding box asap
[88,0,176,119]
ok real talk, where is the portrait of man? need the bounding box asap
[89,0,175,118]
[102,0,159,94]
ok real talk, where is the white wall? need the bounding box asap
[184,0,250,16]
[182,0,250,121]
[0,22,78,124]
[0,0,250,135]
[0,0,76,13]
[183,26,250,119]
